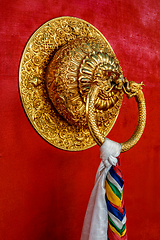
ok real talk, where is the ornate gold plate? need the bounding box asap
[19,17,124,151]
[19,16,146,151]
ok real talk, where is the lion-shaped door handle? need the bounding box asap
[19,17,146,151]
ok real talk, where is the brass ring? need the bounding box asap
[86,84,146,152]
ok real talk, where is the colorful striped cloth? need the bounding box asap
[106,165,128,240]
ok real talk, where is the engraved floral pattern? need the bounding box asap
[19,17,123,151]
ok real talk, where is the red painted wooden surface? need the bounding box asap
[1,0,160,239]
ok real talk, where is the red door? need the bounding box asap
[1,1,160,239]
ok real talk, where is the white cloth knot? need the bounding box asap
[100,138,121,167]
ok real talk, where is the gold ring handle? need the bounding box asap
[86,82,146,152]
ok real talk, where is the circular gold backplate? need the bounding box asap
[19,16,123,151]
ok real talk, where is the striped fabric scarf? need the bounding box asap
[80,139,125,240]
[106,165,127,240]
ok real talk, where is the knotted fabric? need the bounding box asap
[80,138,122,240]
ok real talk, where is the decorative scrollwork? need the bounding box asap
[19,17,146,151]
[19,17,124,151]
[45,36,124,128]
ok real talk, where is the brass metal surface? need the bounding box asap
[19,17,124,151]
[86,79,146,152]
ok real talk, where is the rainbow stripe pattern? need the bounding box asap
[106,166,128,240]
